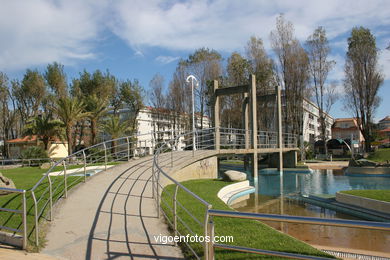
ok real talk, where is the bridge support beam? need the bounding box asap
[276,85,283,171]
[243,91,250,171]
[250,75,258,190]
[213,80,220,150]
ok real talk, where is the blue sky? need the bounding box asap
[0,0,389,122]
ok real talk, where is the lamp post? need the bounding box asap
[186,75,198,151]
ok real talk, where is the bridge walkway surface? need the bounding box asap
[43,153,185,260]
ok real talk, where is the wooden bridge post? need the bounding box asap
[276,85,283,171]
[243,91,250,171]
[213,80,220,150]
[250,75,258,187]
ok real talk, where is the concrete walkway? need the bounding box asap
[43,155,184,260]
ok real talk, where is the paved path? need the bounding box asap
[43,155,184,260]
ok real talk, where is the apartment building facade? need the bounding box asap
[302,98,334,144]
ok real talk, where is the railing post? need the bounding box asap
[207,219,215,260]
[156,169,160,218]
[63,161,68,198]
[83,150,87,183]
[31,191,39,246]
[152,162,155,199]
[48,175,53,221]
[103,142,107,171]
[173,185,179,243]
[151,132,154,155]
[22,190,27,250]
[204,204,212,260]
[171,140,173,168]
[127,137,130,161]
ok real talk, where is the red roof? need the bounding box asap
[6,135,64,144]
[6,136,38,143]
[379,116,390,123]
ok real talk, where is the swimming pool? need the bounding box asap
[220,164,390,254]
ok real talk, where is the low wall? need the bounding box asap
[169,156,218,183]
[336,192,390,214]
[346,167,390,175]
[217,180,255,206]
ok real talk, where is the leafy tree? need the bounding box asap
[71,69,116,102]
[306,27,337,154]
[45,62,68,98]
[24,113,64,150]
[101,115,131,154]
[54,97,88,155]
[222,52,251,128]
[246,36,276,91]
[12,69,47,123]
[85,95,108,145]
[344,27,384,152]
[120,79,143,131]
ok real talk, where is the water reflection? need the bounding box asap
[228,168,390,254]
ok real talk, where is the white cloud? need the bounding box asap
[0,0,107,70]
[155,55,180,64]
[109,0,390,52]
[134,50,144,57]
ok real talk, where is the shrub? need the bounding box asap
[21,146,49,166]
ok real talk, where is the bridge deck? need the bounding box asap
[43,154,183,260]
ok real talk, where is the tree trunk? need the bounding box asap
[91,119,97,145]
[66,126,72,156]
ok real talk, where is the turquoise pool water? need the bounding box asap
[220,164,390,196]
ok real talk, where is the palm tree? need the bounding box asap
[85,95,108,145]
[54,97,89,155]
[101,115,132,155]
[24,113,64,150]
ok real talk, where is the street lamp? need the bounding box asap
[186,75,199,151]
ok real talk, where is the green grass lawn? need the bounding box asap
[0,165,105,250]
[340,190,390,202]
[162,179,332,259]
[367,148,390,163]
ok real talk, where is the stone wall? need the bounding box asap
[336,192,390,214]
[169,156,218,183]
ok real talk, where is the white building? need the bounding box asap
[302,98,334,144]
[113,106,211,155]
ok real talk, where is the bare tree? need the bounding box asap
[149,73,167,139]
[246,36,277,130]
[0,72,19,158]
[344,27,384,152]
[180,48,222,129]
[306,27,337,154]
[270,15,310,136]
